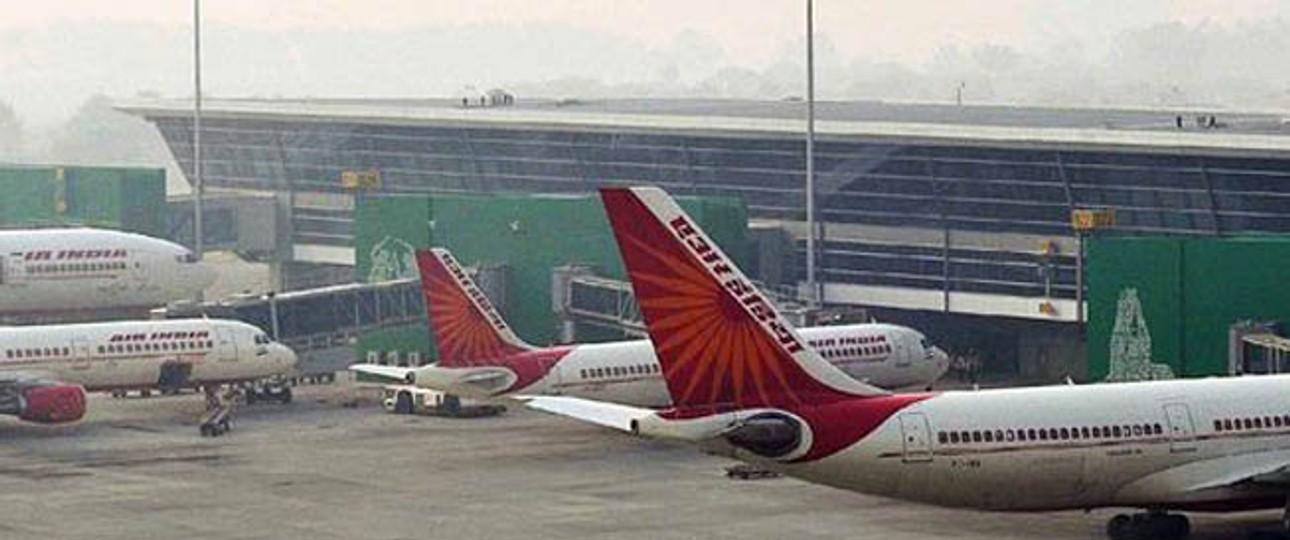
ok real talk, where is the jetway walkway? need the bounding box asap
[155,278,423,377]
[552,266,858,340]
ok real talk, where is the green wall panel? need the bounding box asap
[0,165,165,236]
[353,191,748,364]
[1086,237,1183,381]
[1088,234,1290,380]
[1181,238,1290,376]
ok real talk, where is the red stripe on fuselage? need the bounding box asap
[665,393,934,462]
[471,346,575,394]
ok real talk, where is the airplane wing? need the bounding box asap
[349,363,514,397]
[349,364,414,384]
[1115,448,1290,501]
[521,395,653,433]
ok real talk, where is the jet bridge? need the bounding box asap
[551,266,857,341]
[155,278,423,378]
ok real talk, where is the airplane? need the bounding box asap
[0,228,216,318]
[0,318,297,425]
[524,186,1290,540]
[351,246,947,411]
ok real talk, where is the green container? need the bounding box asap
[1087,234,1290,380]
[353,191,749,364]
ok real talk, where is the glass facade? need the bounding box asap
[150,116,1290,302]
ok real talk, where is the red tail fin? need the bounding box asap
[417,249,534,366]
[600,187,886,409]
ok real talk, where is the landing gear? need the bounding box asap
[1106,512,1189,540]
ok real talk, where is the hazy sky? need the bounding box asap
[5,1,1290,129]
[10,0,1289,64]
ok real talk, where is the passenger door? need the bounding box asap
[214,327,238,362]
[69,337,93,372]
[1163,403,1197,453]
[898,412,933,463]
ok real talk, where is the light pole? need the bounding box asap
[805,0,819,307]
[193,0,204,262]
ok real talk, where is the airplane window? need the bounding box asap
[1004,429,1015,442]
[1017,429,1027,441]
[959,431,970,443]
[1048,428,1059,440]
[1080,427,1090,439]
[1112,426,1122,437]
[937,432,948,444]
[1254,418,1264,429]
[949,432,960,444]
[1038,429,1049,441]
[1069,428,1079,440]
[971,431,982,443]
[1276,416,1284,428]
[1059,428,1069,440]
[982,431,993,443]
[994,429,1003,441]
[1243,418,1253,430]
[1283,416,1290,427]
[1131,425,1143,436]
[1223,419,1233,431]
[1266,416,1275,428]
[1213,420,1223,431]
[1027,428,1037,440]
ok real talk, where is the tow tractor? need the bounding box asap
[380,385,505,418]
[199,379,294,437]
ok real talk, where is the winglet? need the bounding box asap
[417,248,535,366]
[599,187,887,410]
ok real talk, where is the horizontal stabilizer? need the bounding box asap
[348,364,413,384]
[521,396,653,433]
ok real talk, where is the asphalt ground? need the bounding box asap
[0,381,1280,540]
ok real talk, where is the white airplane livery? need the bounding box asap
[0,318,296,425]
[0,228,215,316]
[525,186,1290,540]
[352,247,947,408]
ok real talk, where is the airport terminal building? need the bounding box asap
[120,98,1290,378]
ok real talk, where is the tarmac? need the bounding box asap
[0,379,1281,540]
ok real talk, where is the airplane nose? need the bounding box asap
[275,344,300,371]
[931,346,950,373]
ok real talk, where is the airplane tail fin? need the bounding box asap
[416,248,535,366]
[599,187,888,411]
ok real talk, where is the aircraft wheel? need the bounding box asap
[1106,514,1134,540]
[1164,514,1190,540]
[393,391,413,414]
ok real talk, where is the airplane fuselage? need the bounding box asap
[768,375,1290,512]
[513,323,947,407]
[0,319,296,391]
[0,228,215,316]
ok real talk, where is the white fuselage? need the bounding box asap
[0,319,296,391]
[518,323,947,407]
[0,228,215,316]
[775,375,1290,512]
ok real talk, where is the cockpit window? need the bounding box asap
[254,334,272,345]
[177,253,199,264]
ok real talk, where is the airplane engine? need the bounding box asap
[631,409,810,461]
[18,384,87,424]
[724,412,805,459]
